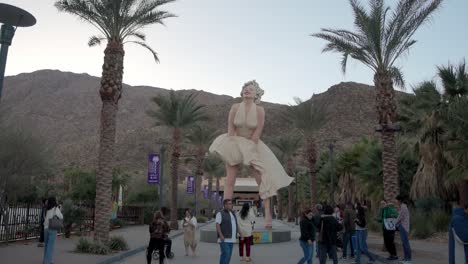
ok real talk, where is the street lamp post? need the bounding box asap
[0,4,36,101]
[328,141,335,204]
[158,144,166,210]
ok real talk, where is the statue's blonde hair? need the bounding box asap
[241,80,264,104]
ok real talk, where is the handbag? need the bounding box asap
[383,218,397,231]
[48,208,64,231]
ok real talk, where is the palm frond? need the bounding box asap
[389,66,405,89]
[125,40,159,63]
[88,35,106,47]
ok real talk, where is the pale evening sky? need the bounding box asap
[3,0,468,104]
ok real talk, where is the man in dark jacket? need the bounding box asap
[448,203,468,264]
[318,205,343,264]
[313,203,323,258]
[216,199,240,264]
[342,202,355,259]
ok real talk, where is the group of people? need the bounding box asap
[297,195,412,264]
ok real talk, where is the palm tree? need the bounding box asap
[147,91,209,229]
[272,134,302,222]
[287,98,325,208]
[55,0,176,243]
[186,126,219,215]
[203,153,224,217]
[312,0,443,202]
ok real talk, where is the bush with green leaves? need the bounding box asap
[76,238,92,253]
[415,197,444,212]
[110,218,125,228]
[411,211,434,239]
[197,216,207,223]
[108,236,129,251]
[432,210,451,232]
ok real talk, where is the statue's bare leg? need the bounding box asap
[224,164,237,200]
[251,166,272,229]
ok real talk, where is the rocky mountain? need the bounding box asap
[1,70,391,176]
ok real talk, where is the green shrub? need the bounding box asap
[432,210,451,232]
[411,211,434,239]
[108,236,129,251]
[76,238,92,253]
[110,218,125,228]
[197,216,207,223]
[91,242,110,255]
[143,208,154,225]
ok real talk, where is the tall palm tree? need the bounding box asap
[203,153,224,217]
[55,0,176,243]
[287,98,325,208]
[312,0,443,202]
[147,91,209,229]
[272,134,302,222]
[186,126,219,215]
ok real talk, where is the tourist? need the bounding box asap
[378,200,398,260]
[159,207,173,259]
[183,209,198,256]
[333,205,343,224]
[298,209,315,264]
[237,202,256,263]
[395,195,412,264]
[318,205,342,264]
[216,199,239,264]
[313,203,324,258]
[354,203,375,264]
[448,202,468,264]
[42,197,63,264]
[342,202,355,260]
[209,80,294,229]
[147,211,170,264]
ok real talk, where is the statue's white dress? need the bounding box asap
[209,102,294,199]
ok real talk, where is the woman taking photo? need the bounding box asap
[147,212,170,264]
[237,202,256,263]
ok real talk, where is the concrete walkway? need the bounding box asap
[118,219,376,264]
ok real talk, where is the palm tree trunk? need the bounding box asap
[216,177,220,210]
[458,180,468,207]
[195,147,204,216]
[287,158,294,222]
[207,174,213,218]
[307,139,317,208]
[375,71,399,202]
[94,41,124,244]
[170,128,181,230]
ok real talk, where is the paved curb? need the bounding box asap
[96,220,215,264]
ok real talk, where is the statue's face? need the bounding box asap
[242,84,255,99]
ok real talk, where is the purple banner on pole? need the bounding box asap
[212,191,217,201]
[218,195,223,204]
[203,185,209,199]
[186,176,195,194]
[147,153,160,184]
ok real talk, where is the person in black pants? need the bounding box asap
[37,198,47,247]
[147,212,170,264]
[318,205,343,264]
[160,207,173,258]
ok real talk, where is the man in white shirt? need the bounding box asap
[216,199,240,264]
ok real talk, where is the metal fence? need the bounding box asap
[0,203,94,243]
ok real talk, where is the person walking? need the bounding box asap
[342,203,355,260]
[183,209,198,256]
[448,202,468,264]
[147,212,170,264]
[38,198,47,247]
[237,202,256,263]
[318,205,342,264]
[42,197,63,264]
[216,199,239,264]
[354,203,376,264]
[298,209,316,264]
[313,204,323,258]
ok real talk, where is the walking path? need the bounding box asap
[0,218,449,264]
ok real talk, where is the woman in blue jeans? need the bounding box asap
[354,203,375,264]
[298,209,316,264]
[42,197,63,264]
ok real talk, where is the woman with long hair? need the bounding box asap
[42,197,63,264]
[298,209,315,264]
[147,211,170,264]
[237,202,256,263]
[183,209,198,256]
[354,203,375,264]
